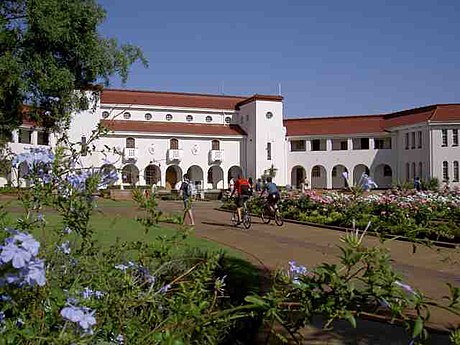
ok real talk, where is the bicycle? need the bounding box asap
[260,200,284,226]
[231,199,251,230]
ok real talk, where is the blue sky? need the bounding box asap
[99,0,460,118]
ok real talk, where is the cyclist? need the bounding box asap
[230,175,252,224]
[260,176,280,214]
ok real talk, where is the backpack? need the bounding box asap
[182,181,193,198]
[239,179,252,196]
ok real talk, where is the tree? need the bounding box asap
[0,0,147,141]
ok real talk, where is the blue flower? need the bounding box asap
[63,227,72,234]
[21,259,46,286]
[58,241,71,255]
[60,305,96,334]
[395,281,415,295]
[159,284,171,294]
[16,318,24,327]
[0,311,5,324]
[0,294,11,302]
[13,232,40,256]
[114,264,130,271]
[0,242,32,268]
[115,334,124,344]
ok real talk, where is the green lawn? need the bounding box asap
[1,198,236,255]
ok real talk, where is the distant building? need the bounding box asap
[3,89,460,190]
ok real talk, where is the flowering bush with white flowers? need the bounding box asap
[223,189,460,241]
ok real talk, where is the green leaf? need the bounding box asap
[244,295,267,307]
[412,316,424,338]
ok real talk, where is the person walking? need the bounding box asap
[179,174,195,226]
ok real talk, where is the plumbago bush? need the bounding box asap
[244,226,460,344]
[0,140,260,344]
[222,189,460,242]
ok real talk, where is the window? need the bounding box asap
[102,111,110,119]
[211,140,220,150]
[406,163,410,181]
[360,138,369,150]
[225,117,231,124]
[340,141,348,150]
[417,131,422,148]
[206,116,213,123]
[291,140,306,152]
[442,161,449,181]
[145,113,152,120]
[267,142,272,160]
[37,132,49,146]
[405,133,409,149]
[266,112,273,119]
[186,115,193,122]
[311,139,321,151]
[454,161,459,182]
[411,163,416,179]
[170,138,179,150]
[453,129,459,147]
[383,165,392,177]
[374,139,384,149]
[411,132,416,149]
[442,129,448,147]
[166,114,173,121]
[18,129,32,144]
[418,162,423,179]
[312,166,321,177]
[126,137,135,149]
[81,136,88,156]
[123,112,131,119]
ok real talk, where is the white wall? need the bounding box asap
[430,124,460,187]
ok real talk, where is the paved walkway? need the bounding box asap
[158,200,460,332]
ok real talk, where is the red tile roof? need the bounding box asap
[101,89,247,110]
[100,120,246,136]
[284,115,386,136]
[285,104,460,136]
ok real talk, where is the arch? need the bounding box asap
[207,166,224,189]
[126,137,135,148]
[144,164,161,185]
[311,165,327,189]
[166,165,182,190]
[374,164,393,189]
[187,165,204,190]
[121,164,139,185]
[228,166,243,182]
[331,165,348,189]
[211,139,220,151]
[170,138,179,150]
[290,166,306,189]
[353,164,370,186]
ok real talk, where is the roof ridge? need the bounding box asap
[285,114,383,121]
[102,88,247,99]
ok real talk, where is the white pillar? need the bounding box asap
[12,130,19,143]
[326,167,333,189]
[31,130,38,145]
[326,139,332,151]
[347,138,352,151]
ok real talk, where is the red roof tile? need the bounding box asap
[101,89,247,110]
[284,115,386,136]
[100,120,246,136]
[285,104,460,136]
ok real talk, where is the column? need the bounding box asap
[326,139,332,151]
[326,168,333,189]
[12,130,19,143]
[347,138,353,151]
[31,130,38,145]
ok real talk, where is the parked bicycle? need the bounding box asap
[231,199,251,229]
[260,200,284,226]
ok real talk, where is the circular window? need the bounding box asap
[186,115,193,122]
[266,112,273,119]
[166,114,173,121]
[225,117,232,124]
[145,113,152,120]
[205,116,213,123]
[102,111,110,119]
[123,112,131,119]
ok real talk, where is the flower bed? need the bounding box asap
[222,190,460,242]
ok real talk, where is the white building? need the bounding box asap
[2,89,460,190]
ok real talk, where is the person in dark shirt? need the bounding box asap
[260,176,280,212]
[179,174,195,226]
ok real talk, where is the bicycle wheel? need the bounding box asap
[242,213,251,229]
[231,211,238,226]
[260,208,271,224]
[274,210,284,226]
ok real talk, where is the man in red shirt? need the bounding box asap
[230,175,251,224]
